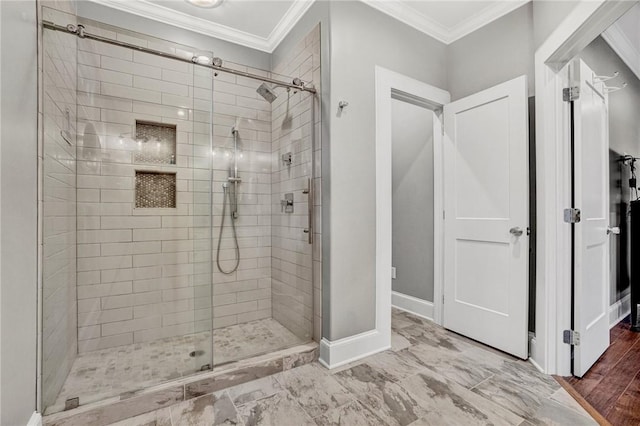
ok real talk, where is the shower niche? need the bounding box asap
[133,121,178,208]
[135,171,177,208]
[134,120,177,165]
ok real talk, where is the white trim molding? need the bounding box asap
[319,332,390,369]
[85,0,315,53]
[610,294,631,329]
[602,23,640,81]
[392,292,434,321]
[360,0,529,45]
[27,412,42,426]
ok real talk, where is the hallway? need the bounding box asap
[100,310,595,426]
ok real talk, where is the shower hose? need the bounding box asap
[216,183,240,274]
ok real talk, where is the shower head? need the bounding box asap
[256,83,278,103]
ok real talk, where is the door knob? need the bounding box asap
[510,227,524,237]
[607,226,620,235]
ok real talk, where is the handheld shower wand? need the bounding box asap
[216,125,242,274]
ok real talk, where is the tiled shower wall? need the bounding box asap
[73,22,213,353]
[210,65,274,329]
[41,5,78,409]
[72,19,277,352]
[271,25,322,341]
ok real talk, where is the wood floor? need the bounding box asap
[562,317,640,425]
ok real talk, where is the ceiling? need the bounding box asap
[88,0,530,52]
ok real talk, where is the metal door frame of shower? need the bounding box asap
[41,20,317,95]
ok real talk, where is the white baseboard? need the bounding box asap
[609,293,631,328]
[27,411,42,426]
[392,291,434,321]
[318,329,390,369]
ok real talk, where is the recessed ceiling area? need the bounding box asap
[88,0,531,52]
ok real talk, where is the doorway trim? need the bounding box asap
[534,0,636,376]
[375,66,450,338]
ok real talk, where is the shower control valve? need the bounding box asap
[281,193,294,213]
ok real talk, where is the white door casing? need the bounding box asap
[572,59,610,378]
[443,75,529,359]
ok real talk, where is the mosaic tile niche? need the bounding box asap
[135,171,177,208]
[134,121,177,165]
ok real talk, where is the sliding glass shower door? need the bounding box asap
[41,12,214,413]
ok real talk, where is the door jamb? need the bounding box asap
[375,66,450,335]
[534,0,635,376]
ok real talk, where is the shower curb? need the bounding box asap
[43,342,318,426]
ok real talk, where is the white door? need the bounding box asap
[572,59,610,377]
[443,75,529,359]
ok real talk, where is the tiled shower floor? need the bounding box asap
[46,318,305,415]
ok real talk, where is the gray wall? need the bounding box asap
[579,36,640,305]
[76,2,271,70]
[533,0,580,49]
[447,3,534,100]
[327,1,447,340]
[391,99,434,302]
[1,0,39,424]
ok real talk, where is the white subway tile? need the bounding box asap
[101,82,161,104]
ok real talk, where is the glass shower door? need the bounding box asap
[41,15,214,414]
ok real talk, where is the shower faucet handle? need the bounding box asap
[281,193,294,213]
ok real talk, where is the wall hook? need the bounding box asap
[593,71,619,84]
[604,82,627,93]
[338,101,349,110]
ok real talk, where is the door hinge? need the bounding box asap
[563,330,580,346]
[564,208,581,224]
[563,86,580,102]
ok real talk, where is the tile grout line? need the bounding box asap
[468,373,495,391]
[222,389,246,426]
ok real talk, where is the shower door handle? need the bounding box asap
[303,178,313,244]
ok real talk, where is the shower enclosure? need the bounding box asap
[40,7,320,415]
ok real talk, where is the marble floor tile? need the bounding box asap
[225,375,283,406]
[335,363,428,426]
[275,363,353,419]
[237,391,315,426]
[399,369,525,425]
[106,408,172,426]
[407,344,498,389]
[169,392,241,426]
[390,331,411,352]
[528,398,597,426]
[548,387,591,418]
[313,400,389,426]
[471,367,575,425]
[364,349,428,382]
[69,310,597,426]
[396,324,471,352]
[49,318,305,415]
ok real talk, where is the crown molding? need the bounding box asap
[361,0,450,44]
[602,22,640,81]
[268,0,315,52]
[448,0,529,42]
[86,0,315,53]
[360,0,530,45]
